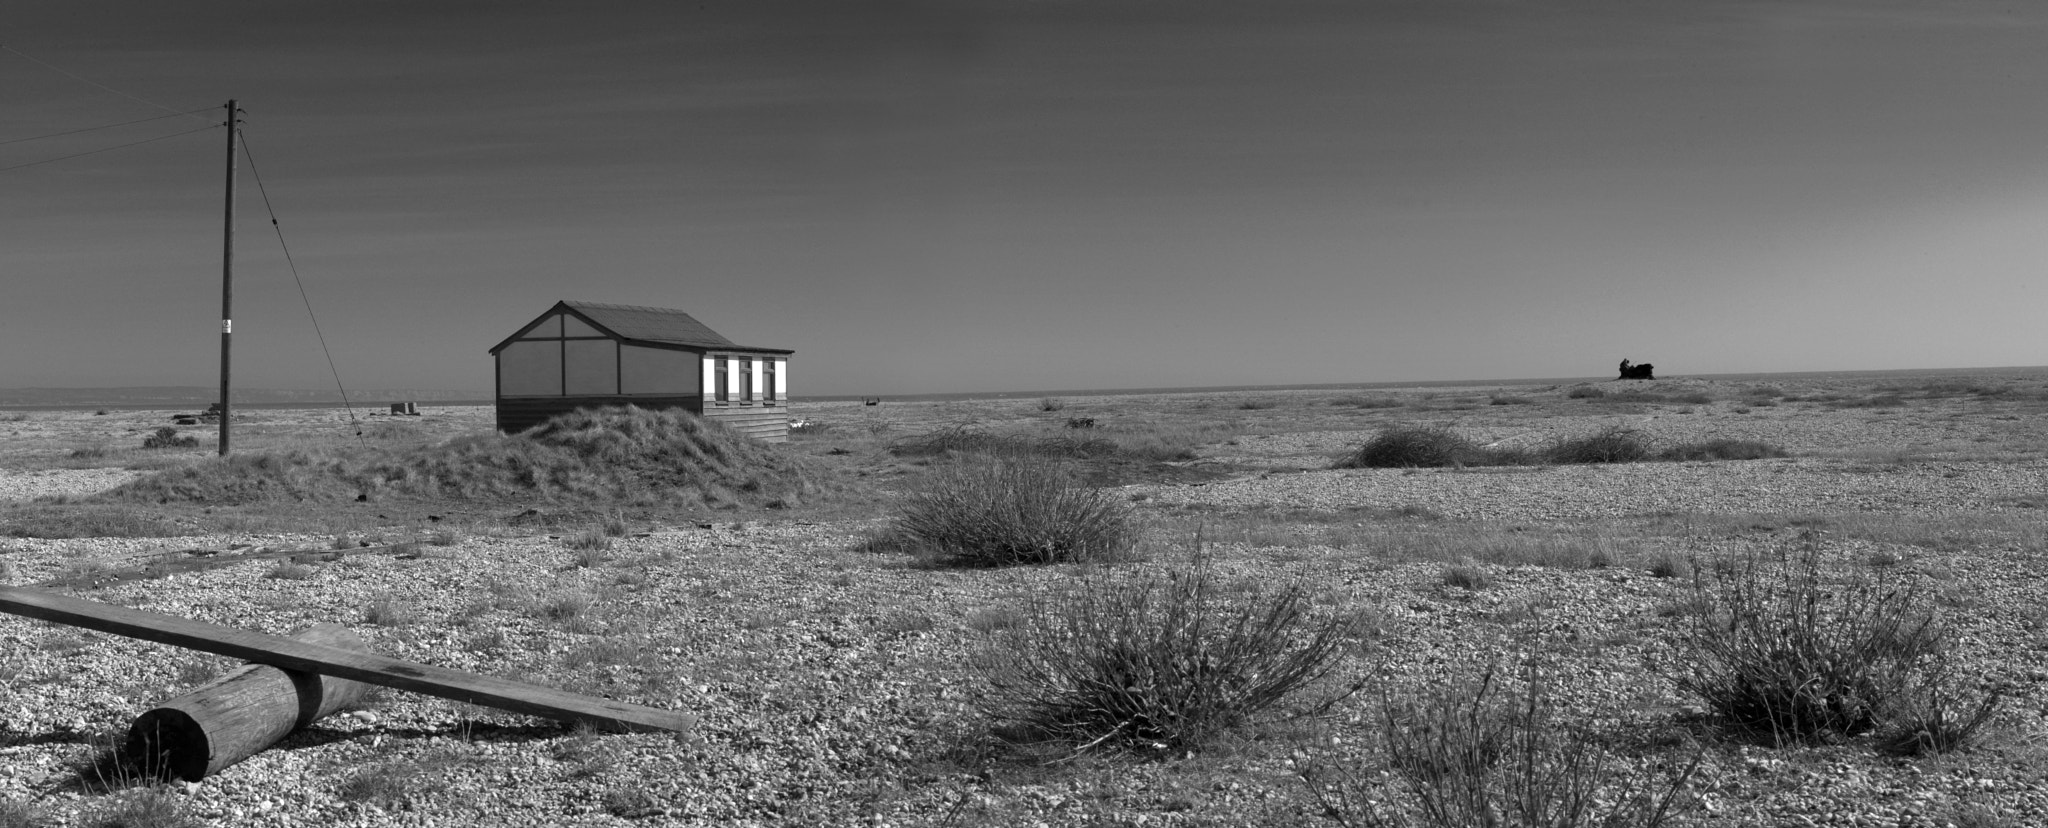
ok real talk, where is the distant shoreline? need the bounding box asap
[4,365,2042,411]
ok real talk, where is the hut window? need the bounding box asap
[739,359,754,402]
[714,358,729,402]
[764,361,778,402]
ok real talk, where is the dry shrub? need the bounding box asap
[1300,663,1702,828]
[980,551,1364,755]
[892,455,1136,567]
[1543,427,1648,464]
[1335,427,1487,469]
[1678,532,1997,747]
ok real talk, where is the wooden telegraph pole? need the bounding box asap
[219,100,239,456]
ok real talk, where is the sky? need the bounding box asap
[5,1,2047,397]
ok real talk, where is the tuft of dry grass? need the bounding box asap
[979,548,1364,756]
[889,455,1137,567]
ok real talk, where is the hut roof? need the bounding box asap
[560,301,739,349]
[490,301,791,355]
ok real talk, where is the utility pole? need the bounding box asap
[219,100,239,456]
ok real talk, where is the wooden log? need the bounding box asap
[129,623,373,782]
[0,585,694,733]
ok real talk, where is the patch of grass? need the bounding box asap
[1039,398,1066,412]
[1545,427,1649,464]
[1334,426,1489,469]
[1645,551,1690,579]
[1487,395,1532,406]
[567,530,612,567]
[427,527,461,546]
[1566,386,1606,399]
[362,593,417,627]
[538,589,597,625]
[336,756,449,810]
[173,658,223,687]
[1,505,193,539]
[1676,533,1990,746]
[1237,399,1277,410]
[1873,666,2003,756]
[0,799,44,828]
[1300,663,1702,828]
[1657,439,1789,462]
[1439,561,1489,590]
[979,549,1364,756]
[80,786,198,828]
[140,428,198,450]
[266,561,317,581]
[889,455,1137,567]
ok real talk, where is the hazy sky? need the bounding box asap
[6,1,2046,397]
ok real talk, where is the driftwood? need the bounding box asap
[129,624,373,781]
[0,585,694,734]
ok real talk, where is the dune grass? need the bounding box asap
[95,407,838,513]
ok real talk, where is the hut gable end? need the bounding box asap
[490,299,793,442]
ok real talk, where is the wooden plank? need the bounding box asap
[0,586,694,734]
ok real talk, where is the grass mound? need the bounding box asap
[1545,427,1649,464]
[1657,439,1789,462]
[1334,426,1490,469]
[888,455,1136,566]
[1336,426,1787,469]
[102,406,834,511]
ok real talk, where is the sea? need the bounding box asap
[3,365,2043,412]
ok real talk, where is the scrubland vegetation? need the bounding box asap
[3,371,2047,825]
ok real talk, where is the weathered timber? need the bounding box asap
[0,586,693,733]
[130,623,373,781]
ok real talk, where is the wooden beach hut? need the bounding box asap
[488,300,793,441]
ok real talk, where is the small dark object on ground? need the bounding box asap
[1065,417,1096,429]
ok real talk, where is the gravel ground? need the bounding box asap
[0,469,144,503]
[2,386,2046,826]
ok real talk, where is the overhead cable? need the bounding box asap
[0,123,220,173]
[1,44,216,123]
[239,130,367,445]
[1,108,216,147]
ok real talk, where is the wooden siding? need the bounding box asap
[701,405,791,443]
[496,396,703,434]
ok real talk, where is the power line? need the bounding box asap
[2,108,217,147]
[0,123,220,173]
[239,129,367,445]
[1,44,215,123]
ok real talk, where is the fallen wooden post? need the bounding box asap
[0,586,693,734]
[130,623,373,781]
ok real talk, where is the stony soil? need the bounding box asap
[2,372,2046,827]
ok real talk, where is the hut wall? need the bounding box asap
[700,406,790,443]
[495,395,704,434]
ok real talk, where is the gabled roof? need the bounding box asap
[489,300,792,355]
[562,301,739,349]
